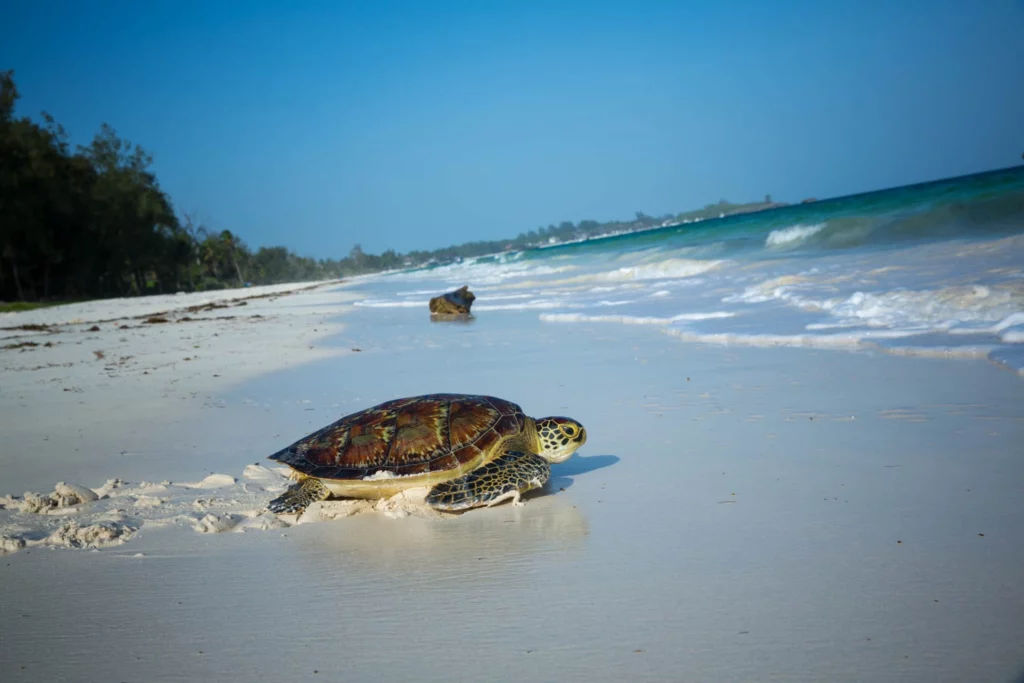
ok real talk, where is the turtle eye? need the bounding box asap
[562,425,577,437]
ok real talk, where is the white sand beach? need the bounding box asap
[0,281,359,493]
[1,281,1023,683]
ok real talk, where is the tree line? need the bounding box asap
[1,69,779,303]
[395,199,780,266]
[0,70,360,303]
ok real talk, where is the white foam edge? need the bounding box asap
[540,311,735,326]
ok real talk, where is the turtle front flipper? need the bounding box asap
[267,477,330,515]
[426,450,551,512]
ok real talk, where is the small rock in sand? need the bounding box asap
[429,285,476,318]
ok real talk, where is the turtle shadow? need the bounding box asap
[546,453,620,492]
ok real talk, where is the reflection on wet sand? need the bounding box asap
[288,491,589,578]
[283,453,621,581]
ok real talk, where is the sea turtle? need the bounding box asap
[266,393,587,515]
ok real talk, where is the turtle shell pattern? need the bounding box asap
[268,394,527,480]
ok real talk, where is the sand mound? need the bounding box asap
[46,518,137,549]
[0,464,450,555]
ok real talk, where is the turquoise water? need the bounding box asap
[349,166,1024,374]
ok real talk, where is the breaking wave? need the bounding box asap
[765,223,826,248]
[346,167,1024,374]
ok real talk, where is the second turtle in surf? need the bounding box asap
[266,393,586,515]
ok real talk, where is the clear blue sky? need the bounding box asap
[3,1,1022,257]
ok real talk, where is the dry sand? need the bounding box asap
[1,285,1023,682]
[0,281,360,491]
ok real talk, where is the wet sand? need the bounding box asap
[1,287,1023,682]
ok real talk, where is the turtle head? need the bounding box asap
[534,417,587,463]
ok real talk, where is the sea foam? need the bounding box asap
[541,311,734,326]
[591,257,723,282]
[354,177,1024,375]
[765,223,827,248]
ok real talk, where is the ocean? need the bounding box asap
[3,170,1024,683]
[347,165,1024,375]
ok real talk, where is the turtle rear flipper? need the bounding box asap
[426,450,550,511]
[268,477,330,514]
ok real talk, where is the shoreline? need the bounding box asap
[0,279,343,329]
[1,293,1022,682]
